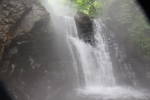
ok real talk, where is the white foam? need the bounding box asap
[77,86,149,100]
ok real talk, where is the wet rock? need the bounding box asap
[2,4,7,8]
[1,10,9,17]
[9,8,16,16]
[0,33,6,43]
[74,11,94,45]
[0,1,78,100]
[0,0,57,100]
[2,25,10,32]
[8,2,17,7]
[4,19,9,23]
[9,47,18,55]
[0,0,50,62]
[9,18,16,24]
[11,14,20,21]
[0,26,3,31]
[16,3,26,11]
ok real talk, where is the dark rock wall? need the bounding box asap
[0,0,49,61]
[1,0,150,99]
[0,18,54,100]
[74,11,94,45]
[0,0,59,100]
[0,1,77,100]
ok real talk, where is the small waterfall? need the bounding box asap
[62,16,149,100]
[64,16,80,86]
[66,17,115,87]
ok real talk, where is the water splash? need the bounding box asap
[67,19,115,87]
[64,17,149,100]
[77,86,149,100]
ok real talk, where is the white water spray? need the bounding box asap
[41,0,76,16]
[64,17,149,100]
[40,0,149,99]
[67,18,115,87]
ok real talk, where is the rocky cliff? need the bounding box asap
[0,0,50,62]
[0,0,56,99]
[74,11,94,45]
[0,1,78,100]
[1,0,150,99]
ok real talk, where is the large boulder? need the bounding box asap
[0,0,57,100]
[74,11,94,45]
[0,0,49,62]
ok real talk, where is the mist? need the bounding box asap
[0,0,150,100]
[40,0,77,16]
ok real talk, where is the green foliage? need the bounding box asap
[61,0,102,17]
[129,14,150,55]
[60,0,150,55]
[73,0,102,17]
[40,0,150,56]
[105,0,150,56]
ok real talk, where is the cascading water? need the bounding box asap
[64,17,150,100]
[40,0,150,99]
[65,16,115,87]
[68,19,115,87]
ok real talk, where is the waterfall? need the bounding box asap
[64,16,79,81]
[62,16,150,100]
[66,17,115,87]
